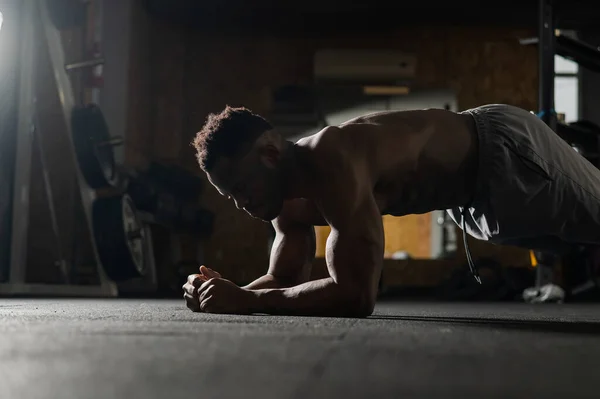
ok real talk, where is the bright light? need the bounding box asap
[0,12,3,32]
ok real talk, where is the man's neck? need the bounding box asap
[282,141,312,200]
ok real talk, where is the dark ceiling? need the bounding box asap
[143,0,600,35]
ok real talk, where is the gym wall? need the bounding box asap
[118,0,538,286]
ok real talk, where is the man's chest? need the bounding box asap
[281,199,328,226]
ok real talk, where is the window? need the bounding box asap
[555,55,579,123]
[554,32,580,123]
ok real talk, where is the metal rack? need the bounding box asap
[0,0,117,296]
[532,0,600,140]
[528,0,600,297]
[538,0,557,131]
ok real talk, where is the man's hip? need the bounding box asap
[448,104,600,252]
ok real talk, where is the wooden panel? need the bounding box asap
[149,19,187,162]
[315,225,330,258]
[382,214,432,259]
[124,3,539,286]
[124,0,153,170]
[316,213,433,260]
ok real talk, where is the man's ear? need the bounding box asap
[257,129,282,168]
[259,144,281,168]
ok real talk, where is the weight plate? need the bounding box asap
[122,195,146,275]
[72,104,119,189]
[93,194,148,281]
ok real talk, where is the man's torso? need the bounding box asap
[279,108,479,227]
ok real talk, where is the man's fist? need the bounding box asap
[199,265,221,280]
[182,266,222,312]
[197,278,257,314]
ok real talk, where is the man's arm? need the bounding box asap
[183,203,316,312]
[243,214,315,290]
[251,197,383,317]
[250,141,384,317]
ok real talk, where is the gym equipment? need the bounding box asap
[520,1,600,161]
[3,0,118,296]
[72,104,123,189]
[520,1,600,135]
[162,200,214,235]
[516,0,600,300]
[126,162,214,235]
[555,33,600,73]
[65,58,105,72]
[143,162,204,201]
[93,194,148,281]
[520,34,600,74]
[47,0,87,30]
[128,180,214,235]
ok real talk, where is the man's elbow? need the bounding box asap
[344,286,376,318]
[357,290,377,317]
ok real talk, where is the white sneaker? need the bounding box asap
[522,284,565,303]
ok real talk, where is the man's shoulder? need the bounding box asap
[295,125,343,152]
[296,125,362,171]
[273,199,326,229]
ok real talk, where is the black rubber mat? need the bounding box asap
[1,299,599,399]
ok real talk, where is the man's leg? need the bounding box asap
[450,104,600,250]
[496,106,600,247]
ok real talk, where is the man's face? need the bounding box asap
[206,151,284,222]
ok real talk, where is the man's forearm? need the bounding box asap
[242,274,291,290]
[251,277,371,317]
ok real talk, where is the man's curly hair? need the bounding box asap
[192,106,273,171]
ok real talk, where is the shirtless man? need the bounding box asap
[182,104,600,317]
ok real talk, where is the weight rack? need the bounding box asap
[1,0,117,296]
[530,0,558,293]
[524,0,600,298]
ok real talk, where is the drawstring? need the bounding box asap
[461,205,482,284]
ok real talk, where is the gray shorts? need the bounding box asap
[447,104,600,254]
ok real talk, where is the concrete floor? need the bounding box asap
[1,299,599,399]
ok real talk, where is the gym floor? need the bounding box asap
[1,299,599,398]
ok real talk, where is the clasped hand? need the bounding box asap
[182,266,256,314]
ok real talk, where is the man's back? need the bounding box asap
[294,108,479,217]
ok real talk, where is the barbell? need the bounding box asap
[72,103,213,281]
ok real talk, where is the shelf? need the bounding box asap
[556,34,600,73]
[519,34,600,73]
